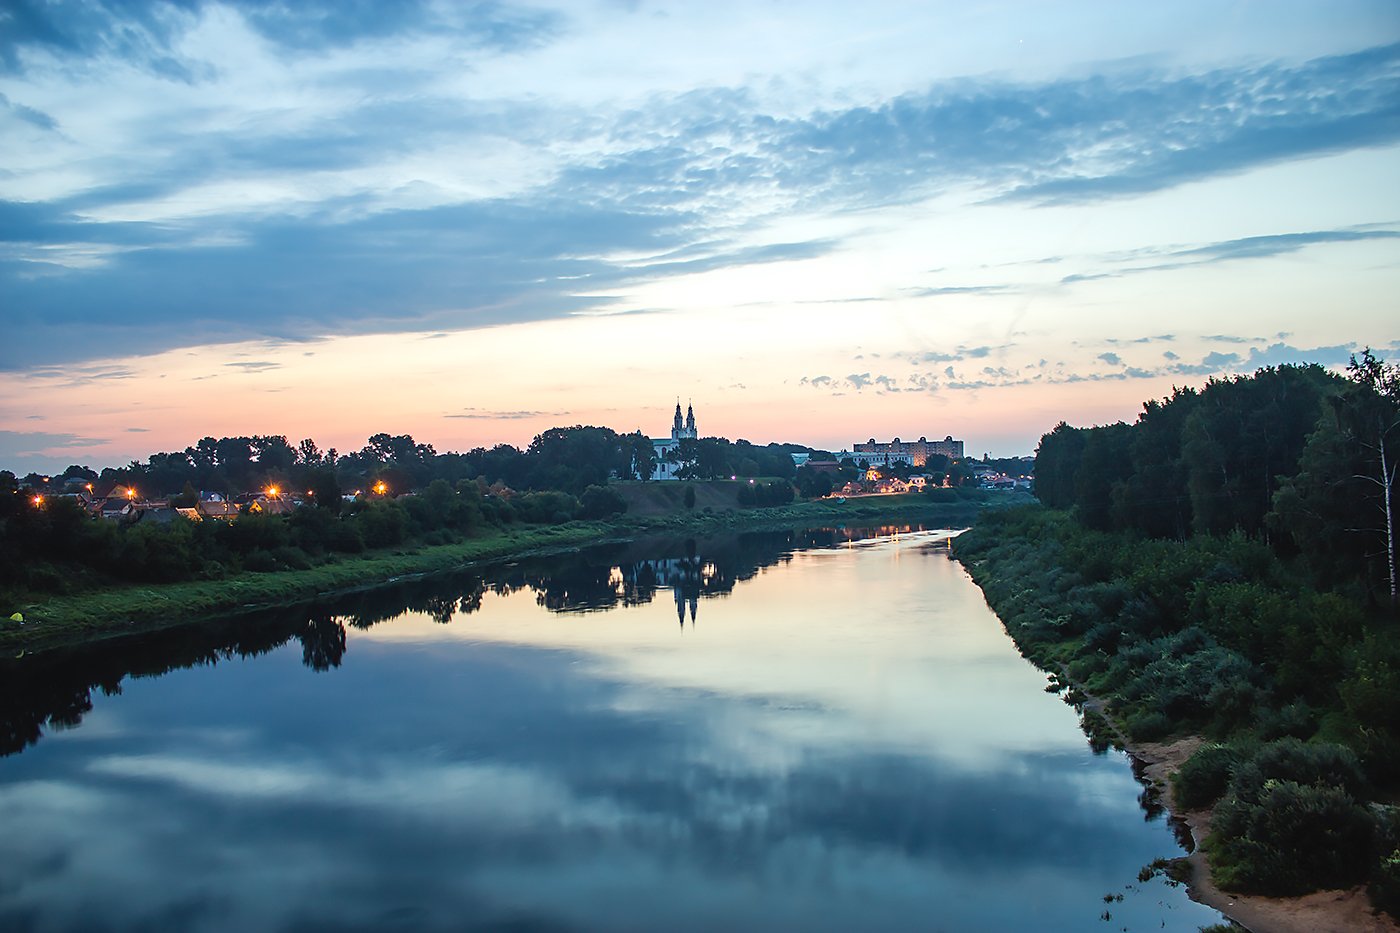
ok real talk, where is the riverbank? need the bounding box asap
[1059,673,1397,933]
[949,506,1398,933]
[1134,739,1397,933]
[2,491,1024,654]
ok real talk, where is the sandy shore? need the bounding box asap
[1126,734,1398,933]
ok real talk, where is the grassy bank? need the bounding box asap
[2,491,1027,654]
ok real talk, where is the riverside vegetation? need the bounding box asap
[1,445,1014,652]
[953,352,1400,917]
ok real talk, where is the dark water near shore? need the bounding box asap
[0,527,1222,932]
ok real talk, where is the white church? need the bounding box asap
[651,402,697,480]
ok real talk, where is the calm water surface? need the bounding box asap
[0,527,1223,932]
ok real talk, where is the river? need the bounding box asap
[0,526,1224,931]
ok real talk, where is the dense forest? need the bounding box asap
[954,351,1400,909]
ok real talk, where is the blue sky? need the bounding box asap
[2,0,1398,472]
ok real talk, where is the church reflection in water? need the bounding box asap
[0,523,947,758]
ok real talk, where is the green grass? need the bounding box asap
[2,489,1031,654]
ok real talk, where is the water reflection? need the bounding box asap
[0,527,1223,932]
[0,525,925,755]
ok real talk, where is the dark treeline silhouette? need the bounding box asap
[83,426,658,500]
[0,424,834,606]
[957,351,1400,907]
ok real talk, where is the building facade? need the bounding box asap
[851,435,963,466]
[651,402,697,480]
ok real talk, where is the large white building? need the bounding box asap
[651,402,697,480]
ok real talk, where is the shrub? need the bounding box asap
[1373,848,1400,921]
[1229,739,1368,806]
[578,485,626,519]
[271,545,312,571]
[242,549,281,572]
[1173,744,1245,810]
[1127,711,1174,742]
[1257,701,1317,741]
[1210,780,1374,895]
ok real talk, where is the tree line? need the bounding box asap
[953,351,1400,907]
[1034,353,1398,606]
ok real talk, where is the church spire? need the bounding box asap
[672,399,684,438]
[685,401,695,437]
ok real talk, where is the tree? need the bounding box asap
[1033,422,1085,509]
[1273,350,1400,605]
[684,485,696,510]
[309,469,343,515]
[297,438,323,467]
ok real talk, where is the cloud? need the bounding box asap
[1098,352,1121,366]
[3,10,1397,370]
[224,361,279,372]
[446,409,568,420]
[916,346,993,363]
[0,91,57,129]
[904,285,1010,297]
[0,430,105,459]
[1172,229,1400,263]
[1245,342,1356,368]
[1203,351,1241,368]
[845,373,872,390]
[0,0,561,75]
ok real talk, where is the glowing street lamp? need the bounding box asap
[267,486,279,498]
[375,482,387,495]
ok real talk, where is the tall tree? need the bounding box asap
[1033,422,1085,510]
[1272,351,1400,604]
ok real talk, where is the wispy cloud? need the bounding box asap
[446,409,569,420]
[0,429,106,457]
[2,3,1396,372]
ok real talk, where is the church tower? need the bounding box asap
[683,402,697,439]
[671,401,685,441]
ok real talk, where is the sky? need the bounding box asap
[1,0,1398,474]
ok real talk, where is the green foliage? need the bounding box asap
[1209,780,1374,895]
[1173,743,1246,810]
[1228,739,1369,805]
[578,485,627,519]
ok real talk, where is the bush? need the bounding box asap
[1229,739,1369,806]
[578,485,626,519]
[1173,744,1245,810]
[272,545,312,571]
[1210,780,1375,895]
[1127,711,1174,742]
[1257,701,1317,741]
[242,549,281,572]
